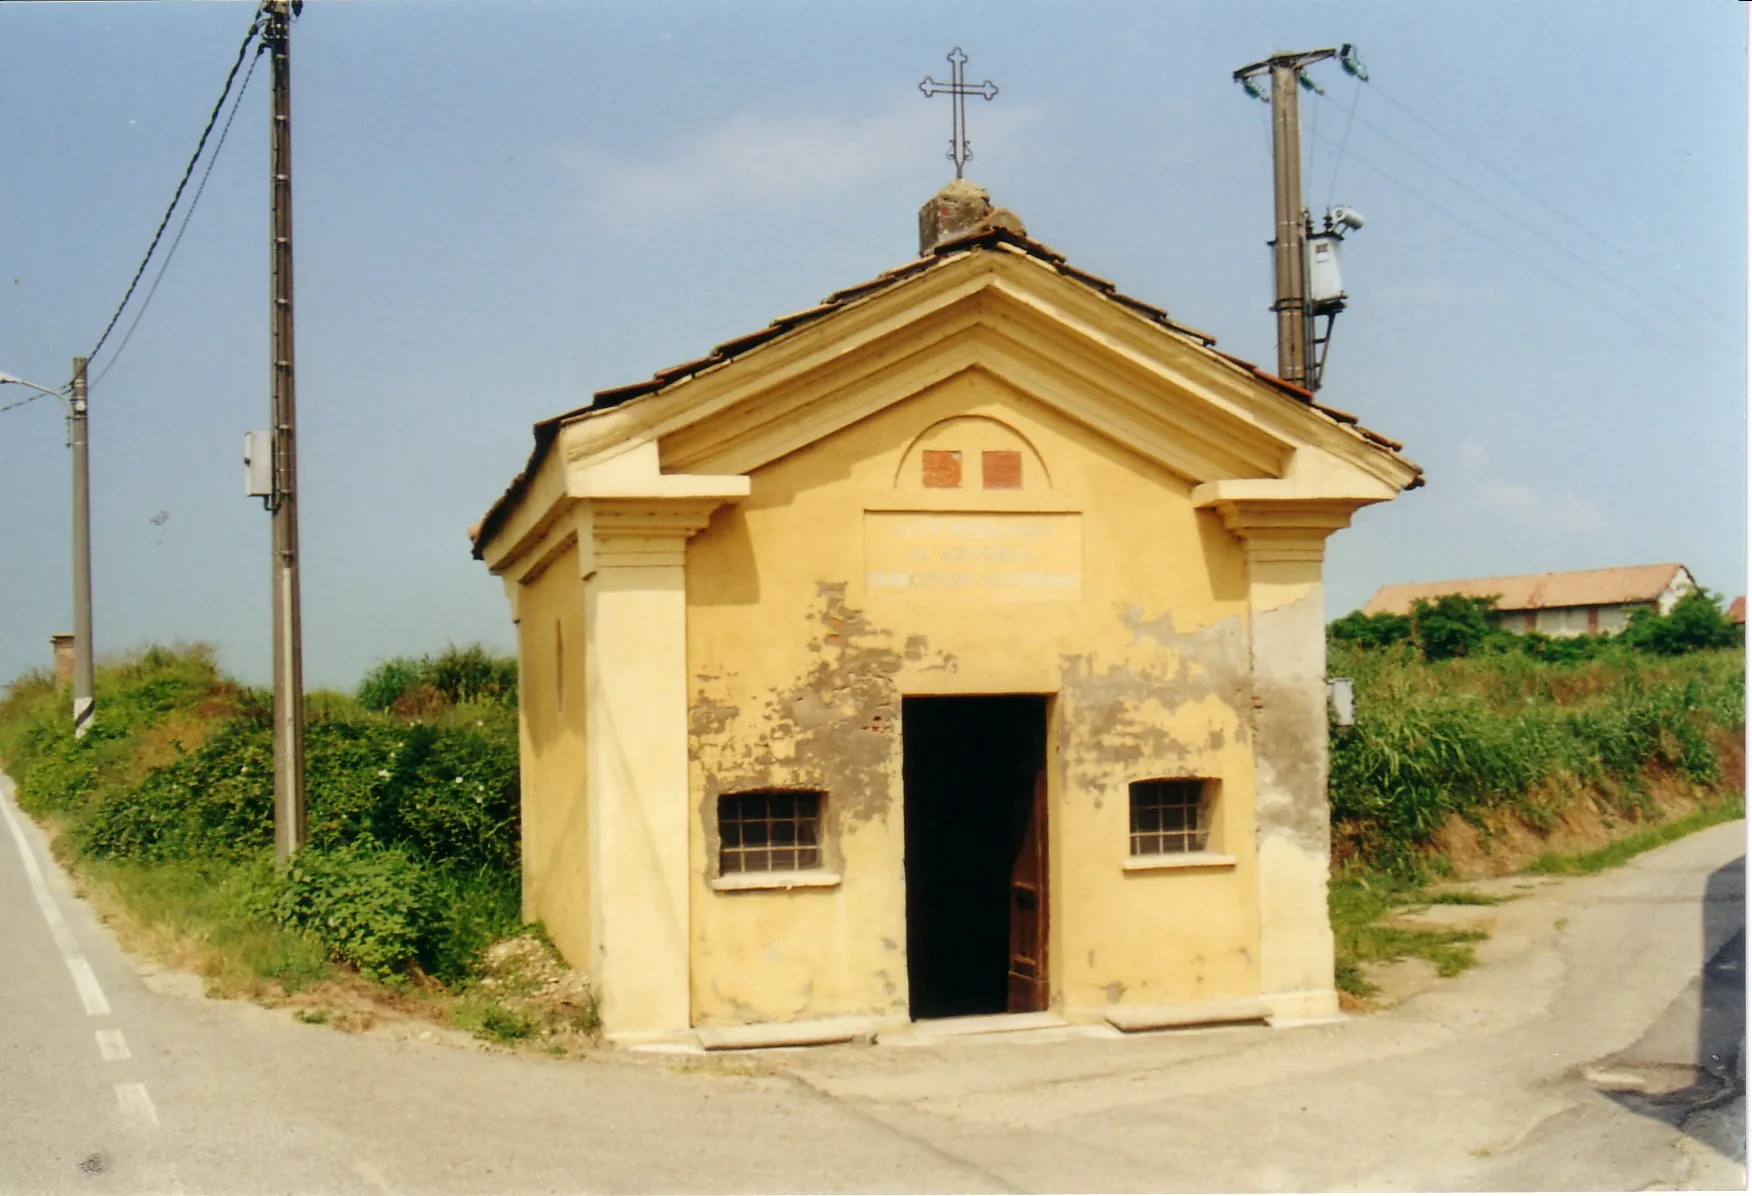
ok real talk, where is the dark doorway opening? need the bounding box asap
[902,695,1048,1020]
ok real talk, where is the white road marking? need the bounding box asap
[97,1027,131,1061]
[0,780,113,1015]
[1,780,114,1015]
[5,779,175,1188]
[66,956,112,1016]
[115,1082,160,1126]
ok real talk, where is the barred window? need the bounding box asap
[1129,779,1212,855]
[718,791,823,874]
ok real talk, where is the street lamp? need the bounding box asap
[1,361,94,738]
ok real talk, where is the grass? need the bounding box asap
[451,997,539,1043]
[1425,891,1510,906]
[1333,791,1747,1000]
[0,644,605,1056]
[1328,644,1743,873]
[1330,871,1490,998]
[73,853,334,998]
[1528,792,1745,876]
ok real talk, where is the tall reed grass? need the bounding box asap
[1329,643,1744,872]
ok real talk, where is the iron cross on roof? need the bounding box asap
[919,47,998,179]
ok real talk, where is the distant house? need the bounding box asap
[1728,596,1745,626]
[1363,563,1697,638]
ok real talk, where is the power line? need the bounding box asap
[1314,89,1738,355]
[93,42,263,389]
[86,4,264,370]
[1325,77,1362,210]
[0,387,60,416]
[1362,80,1741,332]
[1309,130,1742,383]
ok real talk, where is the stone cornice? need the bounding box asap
[589,498,733,571]
[1194,480,1389,565]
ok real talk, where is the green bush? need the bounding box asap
[1409,594,1505,661]
[1328,610,1412,650]
[271,845,436,979]
[1331,587,1744,665]
[1,643,528,989]
[78,721,273,861]
[1620,589,1743,656]
[423,865,522,982]
[356,659,423,714]
[389,721,520,871]
[303,717,405,851]
[74,704,518,876]
[357,645,516,714]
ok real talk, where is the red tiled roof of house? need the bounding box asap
[1363,564,1692,616]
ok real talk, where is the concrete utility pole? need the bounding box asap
[69,356,95,738]
[265,0,306,862]
[1233,48,1338,391]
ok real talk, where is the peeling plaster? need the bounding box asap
[1056,610,1252,804]
[1248,588,1330,850]
[691,583,955,848]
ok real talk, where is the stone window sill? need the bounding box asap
[711,870,842,893]
[1123,852,1237,873]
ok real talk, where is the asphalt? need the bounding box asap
[1,770,1744,1193]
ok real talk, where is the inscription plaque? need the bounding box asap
[864,511,1082,598]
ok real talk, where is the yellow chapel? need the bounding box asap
[472,181,1420,1043]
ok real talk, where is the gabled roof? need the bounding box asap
[474,225,1419,558]
[1363,563,1693,616]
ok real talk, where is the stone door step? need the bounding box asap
[1104,999,1270,1033]
[877,1011,1068,1045]
[696,1016,877,1051]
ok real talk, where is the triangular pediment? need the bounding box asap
[476,237,1418,569]
[562,247,1414,494]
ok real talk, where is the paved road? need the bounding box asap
[1,772,1743,1193]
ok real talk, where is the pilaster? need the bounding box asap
[1195,484,1380,1020]
[582,497,731,1039]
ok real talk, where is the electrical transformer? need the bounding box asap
[1307,232,1347,316]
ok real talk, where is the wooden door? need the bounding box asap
[1006,769,1048,1013]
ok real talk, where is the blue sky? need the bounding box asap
[1,1,1744,690]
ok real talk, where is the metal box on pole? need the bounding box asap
[244,430,273,498]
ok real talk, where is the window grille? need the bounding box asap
[1128,779,1211,855]
[718,791,823,874]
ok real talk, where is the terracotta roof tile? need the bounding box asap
[1056,262,1118,293]
[1363,564,1691,616]
[1356,426,1403,452]
[1313,402,1359,425]
[1109,292,1169,322]
[710,326,786,359]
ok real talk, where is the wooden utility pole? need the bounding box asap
[69,356,94,739]
[1234,48,1337,391]
[265,0,306,862]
